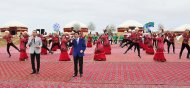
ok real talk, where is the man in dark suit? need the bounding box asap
[70,32,86,77]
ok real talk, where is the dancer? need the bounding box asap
[92,34,98,45]
[153,34,166,62]
[41,35,53,55]
[23,31,29,48]
[167,32,176,54]
[102,33,111,54]
[59,34,70,61]
[50,33,61,52]
[108,34,113,45]
[179,29,190,59]
[113,34,118,44]
[152,33,157,48]
[94,37,106,61]
[121,34,133,48]
[19,33,28,61]
[146,34,154,54]
[3,31,20,57]
[163,31,170,44]
[87,34,93,47]
[124,29,141,58]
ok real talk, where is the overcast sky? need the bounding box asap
[0,0,190,33]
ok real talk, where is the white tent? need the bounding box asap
[0,21,27,28]
[64,21,87,28]
[174,24,190,32]
[118,20,143,28]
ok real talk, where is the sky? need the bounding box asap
[0,0,190,33]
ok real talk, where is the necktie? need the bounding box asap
[34,38,35,43]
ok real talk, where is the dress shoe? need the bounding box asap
[138,55,141,58]
[31,72,36,74]
[73,74,77,77]
[80,74,83,77]
[36,71,39,74]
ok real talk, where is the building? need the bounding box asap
[0,21,28,35]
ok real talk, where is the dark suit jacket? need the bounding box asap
[70,38,86,58]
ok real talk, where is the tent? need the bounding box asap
[0,21,28,35]
[174,24,190,32]
[63,21,88,35]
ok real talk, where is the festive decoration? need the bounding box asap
[53,23,60,32]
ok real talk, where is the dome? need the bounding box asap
[174,24,190,32]
[64,21,87,28]
[0,21,27,28]
[118,20,143,28]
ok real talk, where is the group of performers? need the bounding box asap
[2,28,190,62]
[120,28,190,62]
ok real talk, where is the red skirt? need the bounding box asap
[69,47,73,55]
[146,46,154,54]
[87,42,92,47]
[104,45,111,55]
[153,49,166,62]
[41,48,47,55]
[139,42,144,49]
[94,51,106,61]
[19,51,28,61]
[52,46,58,51]
[59,51,70,61]
[143,44,148,50]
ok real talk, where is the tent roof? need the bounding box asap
[0,21,27,28]
[174,24,190,32]
[64,21,87,28]
[118,20,143,28]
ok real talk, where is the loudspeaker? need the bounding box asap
[41,29,45,34]
[36,29,45,35]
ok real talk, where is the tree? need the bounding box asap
[105,24,116,35]
[87,22,96,32]
[73,23,81,31]
[158,24,165,33]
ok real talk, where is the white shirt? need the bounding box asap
[76,38,79,44]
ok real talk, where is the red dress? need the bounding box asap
[94,39,106,61]
[138,34,144,49]
[52,36,59,51]
[143,35,149,50]
[41,37,48,55]
[69,47,73,55]
[19,38,28,61]
[102,34,111,54]
[59,39,70,61]
[146,36,154,54]
[87,36,93,47]
[153,37,166,62]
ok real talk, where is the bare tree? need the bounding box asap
[106,24,116,35]
[73,23,81,31]
[87,22,96,32]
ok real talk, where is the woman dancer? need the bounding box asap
[146,34,154,54]
[153,34,166,62]
[87,34,93,47]
[59,34,70,61]
[94,37,106,61]
[102,33,111,54]
[19,34,28,61]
